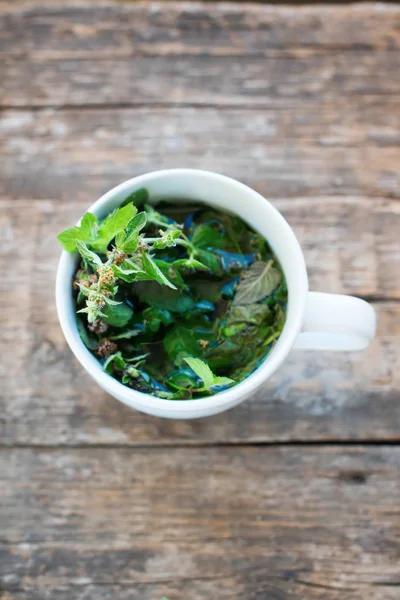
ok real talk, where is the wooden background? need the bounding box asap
[0,2,399,599]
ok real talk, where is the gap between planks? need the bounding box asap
[2,0,400,6]
[1,96,400,112]
[1,440,400,449]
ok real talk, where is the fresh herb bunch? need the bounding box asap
[58,189,288,399]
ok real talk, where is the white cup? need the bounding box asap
[56,169,376,419]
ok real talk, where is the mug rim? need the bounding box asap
[56,169,308,413]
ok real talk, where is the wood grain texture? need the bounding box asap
[1,197,399,445]
[1,105,399,200]
[1,446,399,599]
[1,0,396,8]
[2,1,399,56]
[0,2,399,597]
[1,2,399,108]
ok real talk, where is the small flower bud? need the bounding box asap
[138,239,148,252]
[113,250,127,266]
[99,267,116,287]
[88,319,109,335]
[94,297,106,308]
[96,339,118,359]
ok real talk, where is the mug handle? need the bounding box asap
[292,292,376,351]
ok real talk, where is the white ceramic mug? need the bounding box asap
[56,169,376,419]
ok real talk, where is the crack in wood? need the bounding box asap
[0,441,400,450]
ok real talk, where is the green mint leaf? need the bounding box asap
[141,254,177,289]
[115,230,125,248]
[120,188,149,208]
[77,317,97,350]
[264,279,288,306]
[126,352,150,365]
[76,240,102,267]
[165,370,198,392]
[219,305,259,338]
[173,258,209,272]
[91,203,137,253]
[153,260,187,289]
[121,258,145,271]
[142,306,174,332]
[99,203,137,238]
[155,391,175,399]
[80,212,98,234]
[102,296,121,306]
[120,233,139,254]
[110,328,142,340]
[102,302,133,327]
[122,372,134,384]
[77,283,90,297]
[144,204,171,227]
[112,261,146,283]
[233,260,281,305]
[124,366,140,380]
[187,278,227,302]
[226,304,270,327]
[211,375,235,387]
[104,352,126,374]
[153,229,181,250]
[134,282,196,313]
[164,327,201,366]
[125,211,147,237]
[57,212,98,252]
[183,357,215,389]
[152,239,167,250]
[193,249,223,276]
[222,302,272,338]
[263,305,286,346]
[274,304,286,330]
[116,212,147,253]
[206,315,278,373]
[191,223,228,250]
[220,322,247,338]
[77,305,106,322]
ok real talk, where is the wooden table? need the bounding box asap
[1,2,399,599]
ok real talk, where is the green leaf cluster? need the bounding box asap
[58,193,287,399]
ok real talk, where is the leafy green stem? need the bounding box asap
[143,237,193,250]
[263,328,282,347]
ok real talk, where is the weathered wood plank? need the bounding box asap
[0,446,399,599]
[1,3,399,107]
[1,105,399,200]
[3,586,400,600]
[2,50,398,109]
[1,198,399,445]
[2,299,398,445]
[2,0,399,13]
[2,584,400,600]
[2,1,399,56]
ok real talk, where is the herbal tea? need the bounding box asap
[58,190,288,399]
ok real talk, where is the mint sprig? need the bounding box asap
[59,200,179,322]
[57,212,98,252]
[183,357,235,391]
[91,203,137,254]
